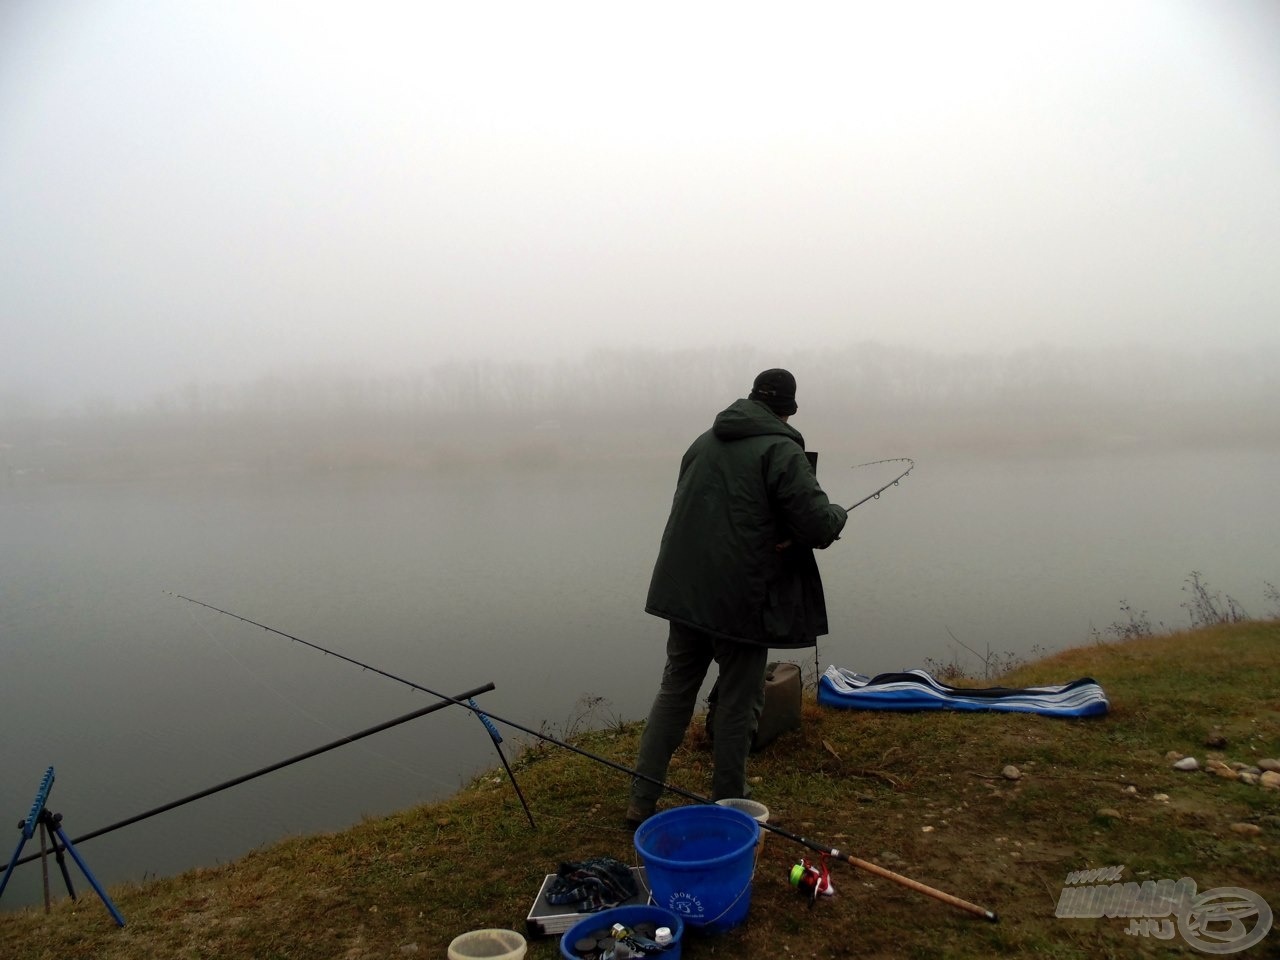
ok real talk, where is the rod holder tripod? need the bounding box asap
[0,767,125,926]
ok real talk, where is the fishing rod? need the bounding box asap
[171,594,997,922]
[10,684,494,869]
[171,592,536,830]
[845,458,915,512]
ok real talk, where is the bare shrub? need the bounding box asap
[924,627,1028,681]
[1180,571,1249,627]
[1090,600,1159,643]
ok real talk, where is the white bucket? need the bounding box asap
[715,798,770,857]
[447,929,527,960]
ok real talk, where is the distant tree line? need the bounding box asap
[2,342,1277,482]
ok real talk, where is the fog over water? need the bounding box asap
[2,0,1279,912]
[2,345,1278,908]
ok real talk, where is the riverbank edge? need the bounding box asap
[2,620,1278,959]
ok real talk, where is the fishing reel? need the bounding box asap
[789,855,835,905]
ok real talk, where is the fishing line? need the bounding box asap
[845,457,915,512]
[170,594,538,829]
[810,457,917,683]
[183,605,453,790]
[169,593,997,922]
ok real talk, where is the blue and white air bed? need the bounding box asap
[817,666,1109,718]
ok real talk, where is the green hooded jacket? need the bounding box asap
[645,398,849,647]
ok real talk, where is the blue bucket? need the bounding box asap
[558,904,684,960]
[633,804,759,933]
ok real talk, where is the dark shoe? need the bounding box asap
[625,803,654,829]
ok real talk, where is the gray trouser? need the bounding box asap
[630,621,769,810]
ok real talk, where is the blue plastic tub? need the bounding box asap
[558,904,684,959]
[633,804,759,933]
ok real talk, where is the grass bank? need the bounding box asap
[3,622,1277,959]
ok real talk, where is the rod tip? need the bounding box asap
[986,911,999,923]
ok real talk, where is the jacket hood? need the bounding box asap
[712,398,805,447]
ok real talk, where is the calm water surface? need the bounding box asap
[1,446,1276,909]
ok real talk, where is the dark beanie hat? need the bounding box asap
[749,368,798,416]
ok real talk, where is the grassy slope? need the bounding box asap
[2,622,1277,959]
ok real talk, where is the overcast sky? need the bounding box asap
[2,1,1277,406]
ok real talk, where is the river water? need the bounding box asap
[1,445,1276,909]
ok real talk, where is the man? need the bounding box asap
[627,368,848,824]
